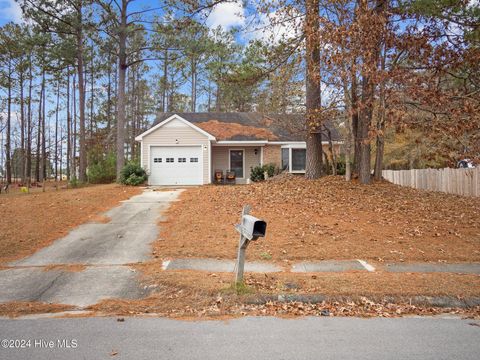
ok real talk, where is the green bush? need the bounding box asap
[69,176,79,188]
[250,165,265,182]
[263,163,276,177]
[250,163,278,182]
[87,151,116,184]
[120,162,148,186]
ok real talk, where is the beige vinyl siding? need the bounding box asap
[211,146,262,184]
[141,119,210,184]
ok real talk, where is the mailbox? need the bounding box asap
[240,214,267,240]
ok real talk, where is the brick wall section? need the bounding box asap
[262,145,282,167]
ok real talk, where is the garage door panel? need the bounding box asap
[150,146,203,185]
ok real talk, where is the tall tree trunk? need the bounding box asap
[26,57,33,185]
[325,127,337,175]
[357,73,372,184]
[191,60,196,112]
[41,71,46,181]
[90,40,95,137]
[207,78,212,112]
[304,0,323,179]
[35,70,45,183]
[55,80,60,181]
[357,0,385,184]
[6,60,12,184]
[130,67,137,160]
[351,63,360,176]
[116,0,128,179]
[373,34,387,180]
[215,84,221,111]
[19,69,25,183]
[59,120,63,181]
[106,57,112,132]
[77,1,87,183]
[73,72,77,179]
[162,49,168,112]
[66,67,71,181]
[341,73,354,181]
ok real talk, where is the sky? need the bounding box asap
[0,0,23,26]
[0,0,297,42]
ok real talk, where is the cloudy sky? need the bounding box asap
[0,0,23,25]
[0,0,299,43]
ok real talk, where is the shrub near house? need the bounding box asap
[120,163,148,186]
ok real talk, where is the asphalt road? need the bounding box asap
[0,316,478,360]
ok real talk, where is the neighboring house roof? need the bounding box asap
[150,112,342,142]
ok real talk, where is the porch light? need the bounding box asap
[254,148,258,155]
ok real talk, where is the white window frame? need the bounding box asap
[281,144,306,173]
[228,148,245,179]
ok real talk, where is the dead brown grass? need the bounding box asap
[156,176,480,263]
[0,302,74,318]
[0,184,141,265]
[135,266,480,299]
[42,264,87,272]
[86,268,480,319]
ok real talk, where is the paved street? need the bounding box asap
[0,316,479,360]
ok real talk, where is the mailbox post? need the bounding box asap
[234,205,267,283]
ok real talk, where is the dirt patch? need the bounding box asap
[42,264,87,272]
[0,184,141,265]
[0,302,74,318]
[156,176,480,263]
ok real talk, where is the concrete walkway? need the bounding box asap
[0,189,183,307]
[162,259,480,275]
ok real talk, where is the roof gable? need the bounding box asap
[135,114,216,141]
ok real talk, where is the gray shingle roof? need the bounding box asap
[152,112,342,142]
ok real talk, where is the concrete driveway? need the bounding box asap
[0,189,182,307]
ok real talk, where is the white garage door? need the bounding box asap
[149,146,203,185]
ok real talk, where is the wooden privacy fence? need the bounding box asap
[382,168,480,197]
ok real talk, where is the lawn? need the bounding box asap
[120,176,479,318]
[156,175,480,264]
[0,183,141,265]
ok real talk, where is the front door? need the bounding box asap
[229,150,244,179]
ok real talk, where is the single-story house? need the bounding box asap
[135,113,342,186]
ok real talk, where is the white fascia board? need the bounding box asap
[269,141,344,146]
[268,141,306,145]
[214,140,267,146]
[135,114,216,141]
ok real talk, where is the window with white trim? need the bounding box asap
[282,147,306,172]
[291,149,306,171]
[178,158,186,163]
[166,158,174,163]
[153,158,162,163]
[190,157,198,162]
[281,148,289,171]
